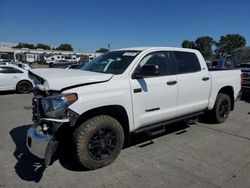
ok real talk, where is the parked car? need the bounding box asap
[0,64,34,93]
[0,61,11,65]
[27,47,241,169]
[0,61,32,70]
[49,60,73,68]
[64,63,86,69]
[13,62,32,70]
[0,59,13,62]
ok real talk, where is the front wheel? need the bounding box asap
[73,115,124,169]
[211,93,231,123]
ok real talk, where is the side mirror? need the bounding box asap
[133,64,159,79]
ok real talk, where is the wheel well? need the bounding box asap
[75,105,130,146]
[218,86,234,110]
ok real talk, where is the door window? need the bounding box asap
[0,67,23,73]
[136,52,174,76]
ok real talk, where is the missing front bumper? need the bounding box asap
[27,126,58,167]
[27,126,50,159]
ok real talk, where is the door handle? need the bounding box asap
[202,77,210,81]
[133,88,142,93]
[167,80,177,86]
[13,76,18,78]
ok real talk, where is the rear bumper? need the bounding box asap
[27,126,50,159]
[242,86,250,93]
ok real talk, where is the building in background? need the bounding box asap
[0,47,15,61]
[0,47,102,64]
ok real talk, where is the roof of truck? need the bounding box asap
[115,47,199,53]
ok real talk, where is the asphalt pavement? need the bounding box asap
[0,92,250,188]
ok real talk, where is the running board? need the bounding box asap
[146,126,166,137]
[133,111,204,134]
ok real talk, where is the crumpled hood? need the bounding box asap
[29,68,113,91]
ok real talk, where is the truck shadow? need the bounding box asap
[58,122,190,171]
[9,122,190,177]
[241,94,250,103]
[9,125,45,183]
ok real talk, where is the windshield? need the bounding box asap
[81,51,140,74]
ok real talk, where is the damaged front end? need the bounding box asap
[26,87,79,167]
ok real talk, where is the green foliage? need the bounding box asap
[55,43,73,51]
[36,43,51,50]
[96,48,109,53]
[182,37,215,59]
[182,40,195,49]
[14,43,36,49]
[182,34,246,59]
[215,34,246,56]
[195,36,214,59]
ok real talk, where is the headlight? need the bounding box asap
[41,93,78,118]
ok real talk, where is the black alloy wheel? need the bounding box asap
[218,99,230,118]
[212,93,231,123]
[87,128,117,161]
[73,115,124,169]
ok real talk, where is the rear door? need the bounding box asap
[130,51,178,130]
[173,51,211,116]
[0,66,23,90]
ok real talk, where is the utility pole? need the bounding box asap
[108,44,110,51]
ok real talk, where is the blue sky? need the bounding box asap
[0,0,249,52]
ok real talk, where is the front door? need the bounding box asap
[130,51,178,130]
[0,66,23,90]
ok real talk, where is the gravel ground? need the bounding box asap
[0,92,250,188]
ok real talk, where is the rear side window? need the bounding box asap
[174,51,201,74]
[0,67,23,73]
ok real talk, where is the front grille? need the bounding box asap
[32,87,47,122]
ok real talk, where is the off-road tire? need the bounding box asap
[16,80,33,94]
[73,115,124,169]
[211,93,231,123]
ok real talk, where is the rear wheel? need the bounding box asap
[16,80,33,94]
[73,115,124,169]
[211,93,231,123]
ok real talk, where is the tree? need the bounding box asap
[215,34,246,56]
[96,48,109,53]
[13,42,36,49]
[182,40,195,49]
[182,37,214,59]
[36,43,51,50]
[56,43,73,51]
[195,36,214,59]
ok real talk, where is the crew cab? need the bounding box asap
[26,47,241,169]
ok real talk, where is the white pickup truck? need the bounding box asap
[27,47,241,169]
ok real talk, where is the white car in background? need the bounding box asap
[13,62,32,70]
[0,64,34,93]
[0,61,32,70]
